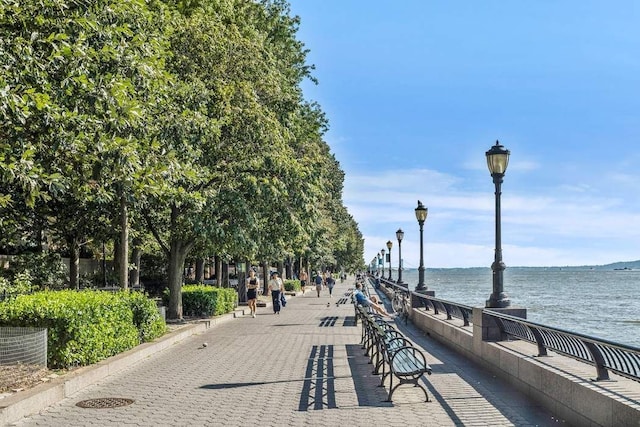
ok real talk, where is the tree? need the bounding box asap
[0,0,365,301]
[142,0,324,319]
[0,0,171,287]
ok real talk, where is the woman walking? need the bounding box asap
[246,269,259,318]
[269,272,284,314]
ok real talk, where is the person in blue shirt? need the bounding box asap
[354,282,393,318]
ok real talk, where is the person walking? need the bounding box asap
[326,272,335,298]
[323,270,330,290]
[269,272,284,314]
[299,270,308,294]
[246,269,259,318]
[314,272,323,297]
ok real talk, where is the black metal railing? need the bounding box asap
[485,309,640,382]
[378,276,418,293]
[412,292,473,326]
[410,291,640,382]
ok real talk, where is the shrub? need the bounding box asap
[0,290,166,368]
[0,273,34,300]
[121,291,166,342]
[163,285,237,317]
[284,280,301,292]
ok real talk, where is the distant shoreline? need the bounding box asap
[398,260,640,271]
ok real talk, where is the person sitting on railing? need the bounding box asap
[354,282,394,318]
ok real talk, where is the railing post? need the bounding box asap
[529,326,548,357]
[584,342,610,381]
[443,303,453,320]
[462,310,470,327]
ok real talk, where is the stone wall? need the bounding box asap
[410,307,640,427]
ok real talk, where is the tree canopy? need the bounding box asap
[0,0,365,319]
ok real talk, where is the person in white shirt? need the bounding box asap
[268,272,284,314]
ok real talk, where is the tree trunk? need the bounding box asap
[237,260,247,304]
[131,246,141,288]
[222,262,229,287]
[113,237,120,284]
[69,236,80,290]
[204,257,211,279]
[119,190,129,289]
[195,258,205,282]
[261,261,269,294]
[215,255,222,287]
[167,240,189,320]
[277,261,284,280]
[286,256,293,280]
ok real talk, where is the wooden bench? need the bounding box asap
[355,304,432,402]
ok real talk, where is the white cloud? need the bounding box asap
[346,167,640,268]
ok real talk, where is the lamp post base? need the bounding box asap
[485,293,511,308]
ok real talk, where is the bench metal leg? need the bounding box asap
[385,375,430,403]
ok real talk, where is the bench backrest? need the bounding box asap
[391,346,427,375]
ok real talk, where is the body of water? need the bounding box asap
[388,267,640,348]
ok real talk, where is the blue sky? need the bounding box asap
[288,1,640,268]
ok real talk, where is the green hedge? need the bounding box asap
[0,290,166,369]
[284,280,301,292]
[125,291,167,342]
[163,285,237,317]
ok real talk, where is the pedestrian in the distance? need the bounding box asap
[299,270,308,294]
[269,272,284,314]
[314,272,323,297]
[246,269,259,318]
[326,272,335,298]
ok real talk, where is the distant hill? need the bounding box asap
[598,260,640,270]
[417,260,640,271]
[547,260,640,271]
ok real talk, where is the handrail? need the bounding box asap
[409,290,640,382]
[378,277,408,292]
[411,291,473,326]
[485,309,640,382]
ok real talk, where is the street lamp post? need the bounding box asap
[377,252,381,276]
[486,141,511,308]
[386,240,393,280]
[415,201,428,291]
[396,228,404,285]
[381,248,386,278]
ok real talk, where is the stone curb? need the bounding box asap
[0,312,236,426]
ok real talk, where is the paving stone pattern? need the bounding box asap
[10,281,562,427]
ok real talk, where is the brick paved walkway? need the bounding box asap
[10,280,561,426]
